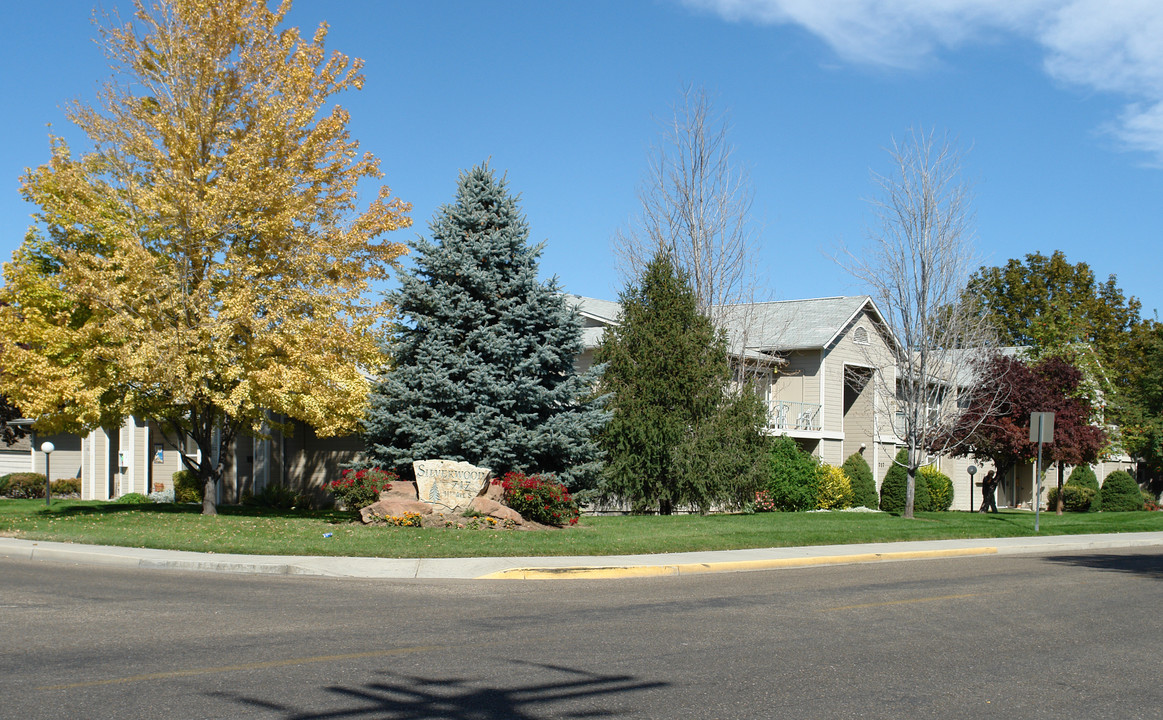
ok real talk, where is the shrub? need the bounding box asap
[1101,470,1144,512]
[324,467,396,511]
[496,471,579,526]
[116,492,150,504]
[173,469,202,503]
[816,464,853,510]
[242,483,302,510]
[50,477,82,496]
[148,488,175,503]
[921,466,954,511]
[1047,484,1098,512]
[0,475,8,496]
[766,435,819,511]
[880,450,931,512]
[842,453,878,510]
[1143,490,1160,512]
[1066,465,1100,512]
[1066,465,1098,491]
[3,473,47,499]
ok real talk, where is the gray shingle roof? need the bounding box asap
[566,293,887,354]
[715,296,876,351]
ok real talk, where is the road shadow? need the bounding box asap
[214,661,667,719]
[1041,550,1163,580]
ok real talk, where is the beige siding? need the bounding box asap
[146,423,194,494]
[822,309,897,448]
[34,433,83,485]
[771,350,819,405]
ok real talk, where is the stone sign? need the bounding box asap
[413,459,491,512]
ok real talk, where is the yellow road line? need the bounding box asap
[37,645,443,691]
[478,547,998,579]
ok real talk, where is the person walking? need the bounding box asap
[979,470,999,513]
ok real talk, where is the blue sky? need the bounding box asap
[2,0,1161,318]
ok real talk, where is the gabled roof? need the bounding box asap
[565,295,622,326]
[715,295,894,352]
[566,293,899,356]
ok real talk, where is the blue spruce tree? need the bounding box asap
[364,164,606,489]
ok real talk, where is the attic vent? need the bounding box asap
[853,326,869,345]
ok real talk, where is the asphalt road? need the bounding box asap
[2,548,1162,719]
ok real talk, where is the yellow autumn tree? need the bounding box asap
[0,0,410,514]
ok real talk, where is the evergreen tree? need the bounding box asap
[363,164,606,489]
[842,452,879,509]
[596,251,734,513]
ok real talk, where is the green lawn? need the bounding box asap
[2,499,1163,558]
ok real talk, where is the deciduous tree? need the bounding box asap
[949,354,1106,512]
[838,129,1001,518]
[0,0,410,513]
[613,85,765,348]
[966,251,1143,382]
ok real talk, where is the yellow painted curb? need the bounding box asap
[477,546,998,579]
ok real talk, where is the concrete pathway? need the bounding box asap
[2,531,1162,580]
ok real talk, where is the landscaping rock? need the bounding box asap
[413,459,491,512]
[468,496,523,524]
[359,497,434,524]
[378,480,420,502]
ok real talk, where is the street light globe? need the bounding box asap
[968,464,977,476]
[40,442,55,454]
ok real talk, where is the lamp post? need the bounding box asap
[40,442,55,507]
[967,465,977,513]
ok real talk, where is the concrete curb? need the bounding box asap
[2,532,1161,580]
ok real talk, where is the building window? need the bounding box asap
[853,326,869,344]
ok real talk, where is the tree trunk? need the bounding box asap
[201,472,218,516]
[904,469,916,519]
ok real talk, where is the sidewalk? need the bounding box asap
[3,532,1162,580]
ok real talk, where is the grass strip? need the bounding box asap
[2,499,1163,559]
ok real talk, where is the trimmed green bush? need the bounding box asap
[1101,470,1144,512]
[880,449,931,512]
[3,473,47,499]
[172,469,202,503]
[766,435,819,511]
[842,453,878,510]
[921,466,954,511]
[1066,465,1100,511]
[1047,484,1097,512]
[116,492,150,504]
[50,477,81,496]
[0,475,9,496]
[816,464,853,510]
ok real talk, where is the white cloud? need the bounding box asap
[682,0,1163,160]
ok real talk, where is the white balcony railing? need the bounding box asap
[768,401,822,432]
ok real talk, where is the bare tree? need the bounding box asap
[839,129,1002,518]
[614,85,764,343]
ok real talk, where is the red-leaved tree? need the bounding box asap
[950,354,1106,512]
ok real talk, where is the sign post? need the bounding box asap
[1029,412,1055,532]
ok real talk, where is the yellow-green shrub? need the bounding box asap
[920,466,954,511]
[816,463,853,510]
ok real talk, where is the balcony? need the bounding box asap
[768,401,822,432]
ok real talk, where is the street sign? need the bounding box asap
[1029,412,1055,532]
[1029,412,1055,443]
